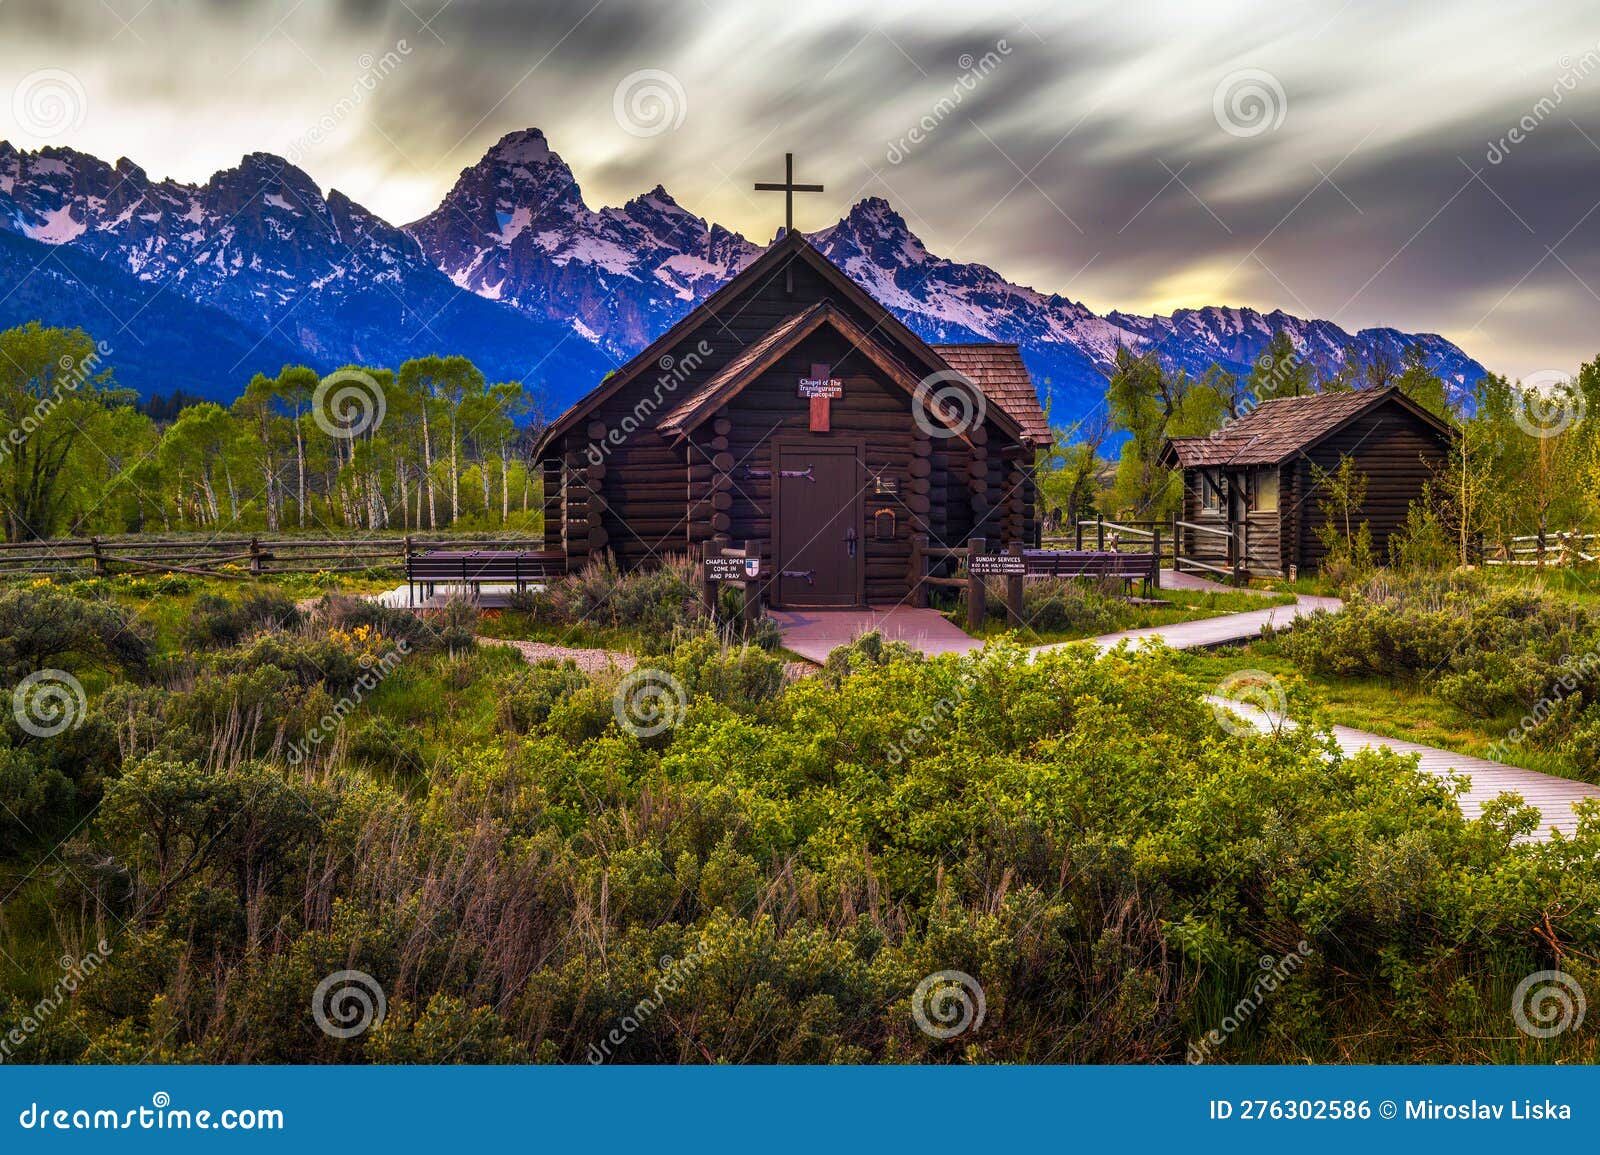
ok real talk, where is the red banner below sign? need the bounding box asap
[804,362,841,431]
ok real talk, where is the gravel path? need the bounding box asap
[479,636,817,681]
[477,636,638,674]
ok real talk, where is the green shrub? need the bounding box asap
[513,554,707,637]
[0,744,73,850]
[1014,577,1136,635]
[184,589,301,649]
[15,575,1600,1065]
[0,585,150,681]
[499,661,590,733]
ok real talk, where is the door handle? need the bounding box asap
[845,527,857,559]
[781,569,815,584]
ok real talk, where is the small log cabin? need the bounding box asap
[1162,386,1456,577]
[533,232,1050,608]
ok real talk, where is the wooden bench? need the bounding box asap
[1022,549,1158,586]
[405,550,566,606]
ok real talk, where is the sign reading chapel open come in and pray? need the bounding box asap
[705,555,762,582]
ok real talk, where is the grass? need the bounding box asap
[2,570,399,653]
[472,610,661,653]
[1181,637,1595,784]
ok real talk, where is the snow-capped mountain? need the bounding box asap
[0,130,1487,424]
[409,128,760,360]
[808,197,1485,414]
[0,140,609,401]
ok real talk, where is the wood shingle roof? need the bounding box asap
[1164,386,1455,467]
[931,343,1051,445]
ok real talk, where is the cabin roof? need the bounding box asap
[1163,386,1456,468]
[533,232,1025,456]
[654,304,1040,445]
[931,343,1051,445]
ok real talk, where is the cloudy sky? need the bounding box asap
[3,0,1599,380]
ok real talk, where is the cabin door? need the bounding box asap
[773,440,864,608]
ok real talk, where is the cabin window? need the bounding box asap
[1252,469,1279,512]
[1200,472,1222,512]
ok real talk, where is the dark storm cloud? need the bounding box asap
[2,0,1598,376]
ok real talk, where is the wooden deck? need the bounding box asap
[1207,697,1600,841]
[770,606,987,663]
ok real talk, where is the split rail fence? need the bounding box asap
[0,535,548,579]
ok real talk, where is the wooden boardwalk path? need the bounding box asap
[773,573,1339,664]
[1026,592,1343,658]
[1207,697,1600,841]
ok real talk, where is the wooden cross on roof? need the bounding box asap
[754,153,823,234]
